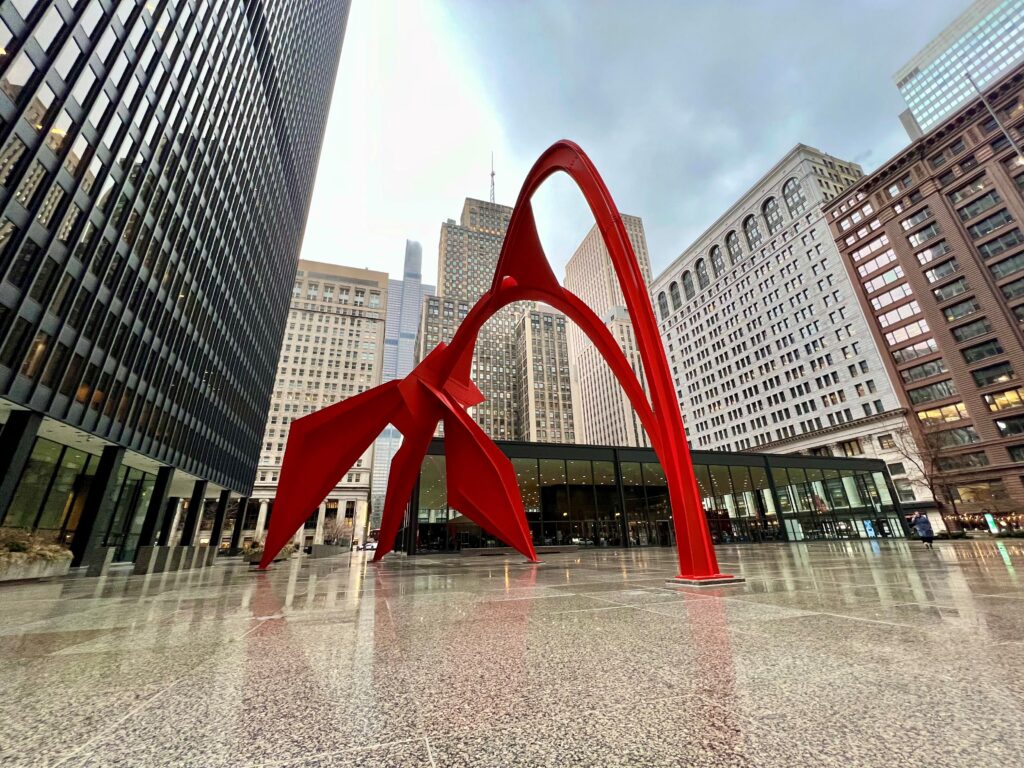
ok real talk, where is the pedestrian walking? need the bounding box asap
[909,512,935,550]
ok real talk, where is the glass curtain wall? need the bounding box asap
[412,448,904,552]
[0,436,154,559]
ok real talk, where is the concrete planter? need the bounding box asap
[0,556,72,582]
[246,550,291,566]
[310,544,350,559]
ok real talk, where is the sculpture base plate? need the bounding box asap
[666,574,745,587]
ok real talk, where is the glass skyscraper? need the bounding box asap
[895,0,1024,137]
[0,0,350,566]
[370,239,434,527]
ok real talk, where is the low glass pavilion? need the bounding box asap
[403,439,907,553]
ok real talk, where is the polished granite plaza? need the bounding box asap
[2,540,1024,767]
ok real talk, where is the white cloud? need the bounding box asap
[299,0,517,285]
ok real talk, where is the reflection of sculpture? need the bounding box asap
[260,141,734,583]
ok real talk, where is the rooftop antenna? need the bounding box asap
[490,152,495,204]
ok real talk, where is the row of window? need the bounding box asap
[657,178,808,318]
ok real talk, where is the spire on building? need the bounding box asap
[490,152,496,204]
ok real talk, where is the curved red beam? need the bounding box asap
[261,140,729,582]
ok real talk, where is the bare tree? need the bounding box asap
[887,425,959,522]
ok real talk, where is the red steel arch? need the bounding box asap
[260,140,730,582]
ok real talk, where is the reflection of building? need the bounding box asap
[895,0,1024,138]
[564,215,652,447]
[371,241,434,527]
[514,306,577,442]
[824,62,1024,530]
[651,145,935,509]
[0,1,351,565]
[249,261,387,548]
[406,439,906,553]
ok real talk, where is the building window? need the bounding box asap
[932,277,969,303]
[990,251,1024,281]
[995,415,1024,437]
[917,402,969,425]
[972,361,1015,388]
[763,197,783,235]
[682,271,695,301]
[908,223,941,247]
[931,426,980,447]
[695,259,710,290]
[837,438,863,456]
[657,292,669,319]
[943,298,980,322]
[908,379,957,405]
[783,178,806,216]
[669,281,681,310]
[984,386,1024,413]
[877,433,896,449]
[710,246,725,277]
[967,209,1014,240]
[743,216,762,249]
[962,339,1003,364]
[957,190,1002,222]
[900,358,947,383]
[924,259,959,284]
[951,317,992,343]
[935,452,990,471]
[726,231,742,264]
[894,479,916,502]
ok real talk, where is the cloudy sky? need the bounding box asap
[300,0,970,285]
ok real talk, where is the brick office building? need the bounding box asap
[824,64,1024,531]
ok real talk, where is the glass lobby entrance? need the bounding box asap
[406,440,906,554]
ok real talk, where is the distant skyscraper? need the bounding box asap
[564,215,652,447]
[651,145,937,518]
[0,0,349,566]
[370,241,434,526]
[416,197,578,444]
[418,198,519,439]
[895,0,1024,138]
[514,306,577,443]
[252,261,387,549]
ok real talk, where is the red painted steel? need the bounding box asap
[260,141,731,581]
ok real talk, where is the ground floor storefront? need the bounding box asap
[403,440,909,554]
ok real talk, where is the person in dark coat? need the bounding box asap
[910,512,935,549]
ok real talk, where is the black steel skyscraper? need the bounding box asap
[0,0,350,565]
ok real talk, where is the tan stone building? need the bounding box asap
[419,199,518,439]
[246,261,387,548]
[564,215,652,447]
[651,145,937,518]
[417,198,577,444]
[514,306,578,443]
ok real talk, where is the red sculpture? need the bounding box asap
[260,140,734,583]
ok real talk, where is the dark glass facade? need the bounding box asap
[0,1,348,491]
[406,440,907,553]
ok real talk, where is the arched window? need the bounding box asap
[743,215,762,250]
[783,178,807,216]
[763,197,783,235]
[710,246,725,277]
[669,281,681,310]
[726,231,742,264]
[696,258,710,289]
[682,271,695,300]
[658,291,670,319]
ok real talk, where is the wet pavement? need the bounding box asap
[2,539,1023,767]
